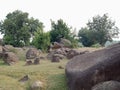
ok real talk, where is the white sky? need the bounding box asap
[0,0,120,38]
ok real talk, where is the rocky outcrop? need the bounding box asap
[65,43,120,90]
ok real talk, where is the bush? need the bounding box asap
[91,43,101,48]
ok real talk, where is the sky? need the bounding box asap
[0,0,120,39]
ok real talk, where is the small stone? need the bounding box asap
[31,81,43,90]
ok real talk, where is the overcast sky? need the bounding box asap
[0,0,120,34]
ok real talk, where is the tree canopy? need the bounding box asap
[50,19,71,42]
[0,10,44,47]
[78,14,119,46]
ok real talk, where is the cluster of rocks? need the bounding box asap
[65,43,120,90]
[0,45,19,65]
[47,47,89,62]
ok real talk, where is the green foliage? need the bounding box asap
[50,19,78,48]
[50,19,71,42]
[91,43,102,48]
[78,27,96,47]
[32,29,50,52]
[78,14,119,46]
[0,10,43,47]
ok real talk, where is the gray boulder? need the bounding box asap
[65,43,120,90]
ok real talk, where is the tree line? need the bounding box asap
[0,10,119,52]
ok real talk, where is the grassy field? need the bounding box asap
[0,59,68,90]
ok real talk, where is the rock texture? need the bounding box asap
[26,48,40,60]
[65,43,120,90]
[92,81,120,90]
[3,52,19,65]
[31,80,43,90]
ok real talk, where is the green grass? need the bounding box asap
[0,59,68,90]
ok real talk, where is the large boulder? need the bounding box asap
[3,52,19,65]
[92,80,120,90]
[65,43,120,90]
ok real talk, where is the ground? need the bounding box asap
[0,59,68,90]
[0,47,102,90]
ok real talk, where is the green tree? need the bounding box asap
[50,19,78,47]
[50,19,71,42]
[0,10,43,47]
[28,17,44,38]
[78,14,119,46]
[87,14,119,46]
[78,27,96,47]
[32,29,50,52]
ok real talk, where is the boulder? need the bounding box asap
[31,80,43,90]
[34,57,40,65]
[66,49,80,59]
[66,49,89,59]
[47,48,69,60]
[92,80,120,90]
[60,38,72,48]
[65,43,120,90]
[19,75,30,82]
[3,52,19,65]
[25,60,33,65]
[26,48,40,59]
[2,45,15,53]
[51,55,60,62]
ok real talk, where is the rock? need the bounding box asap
[53,54,65,60]
[26,48,40,59]
[19,75,30,82]
[3,52,19,65]
[25,60,33,65]
[60,38,72,48]
[39,56,46,60]
[34,57,40,65]
[51,42,64,49]
[92,81,120,90]
[58,65,64,69]
[51,55,60,62]
[47,48,70,60]
[66,49,89,59]
[2,45,15,53]
[65,43,120,90]
[66,49,80,59]
[31,81,43,90]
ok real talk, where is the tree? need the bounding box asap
[28,17,44,38]
[87,14,119,45]
[78,27,96,47]
[0,10,44,47]
[50,19,71,42]
[78,14,119,46]
[50,19,78,47]
[32,29,50,52]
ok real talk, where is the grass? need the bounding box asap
[0,59,68,90]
